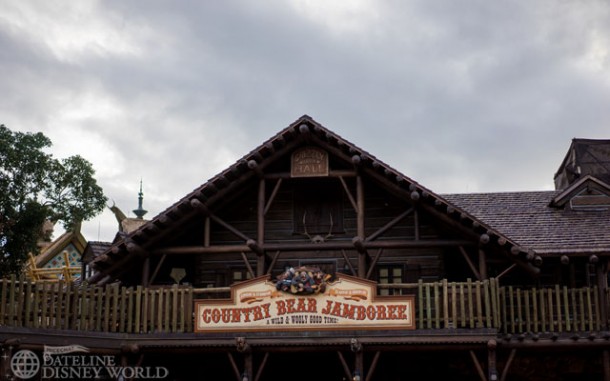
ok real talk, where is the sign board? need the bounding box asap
[194,273,415,333]
[291,147,329,177]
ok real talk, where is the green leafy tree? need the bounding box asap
[0,124,107,276]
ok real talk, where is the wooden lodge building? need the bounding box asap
[1,116,610,380]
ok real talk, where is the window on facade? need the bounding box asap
[231,268,252,284]
[570,188,610,211]
[378,265,404,295]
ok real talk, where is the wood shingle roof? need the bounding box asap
[444,190,610,256]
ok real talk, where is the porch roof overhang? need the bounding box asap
[0,326,498,353]
[6,326,610,353]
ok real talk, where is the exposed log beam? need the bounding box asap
[130,136,304,248]
[265,251,282,275]
[244,352,253,381]
[364,166,482,243]
[414,208,420,240]
[126,240,147,257]
[263,178,283,216]
[337,352,352,380]
[365,351,381,381]
[191,199,252,242]
[365,249,384,280]
[341,249,357,276]
[366,208,414,242]
[459,246,481,281]
[254,352,269,381]
[258,179,265,244]
[227,353,241,381]
[257,178,266,277]
[479,249,488,280]
[338,176,358,212]
[352,236,367,254]
[264,169,357,179]
[363,164,541,276]
[602,349,610,381]
[246,239,265,257]
[597,261,608,330]
[488,339,497,381]
[248,159,263,178]
[204,217,210,247]
[141,256,150,287]
[90,254,137,284]
[355,350,364,380]
[352,236,367,278]
[469,350,487,381]
[152,239,476,255]
[500,348,517,381]
[357,175,365,239]
[356,174,366,278]
[496,264,516,280]
[240,252,255,279]
[149,254,167,285]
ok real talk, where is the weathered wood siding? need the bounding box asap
[189,176,448,287]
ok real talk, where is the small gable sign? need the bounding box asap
[291,147,329,177]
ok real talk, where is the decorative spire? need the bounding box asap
[132,179,148,219]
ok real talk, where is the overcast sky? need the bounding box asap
[2,1,609,242]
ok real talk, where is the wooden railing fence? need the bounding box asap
[380,278,501,330]
[0,276,605,335]
[499,284,602,334]
[381,279,604,333]
[0,275,193,334]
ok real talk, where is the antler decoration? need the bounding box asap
[302,211,334,244]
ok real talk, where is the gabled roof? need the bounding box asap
[33,229,86,268]
[83,241,112,264]
[550,175,610,209]
[554,138,610,190]
[445,190,610,255]
[89,115,538,283]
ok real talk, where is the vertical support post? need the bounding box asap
[597,260,608,329]
[204,217,210,247]
[244,352,253,381]
[488,339,498,381]
[356,175,366,278]
[602,349,610,381]
[355,350,364,381]
[142,256,150,287]
[0,345,13,379]
[479,249,488,280]
[257,178,266,277]
[414,209,420,241]
[351,338,364,380]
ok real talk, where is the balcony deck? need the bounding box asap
[0,276,605,338]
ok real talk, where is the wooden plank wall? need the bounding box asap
[195,179,446,286]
